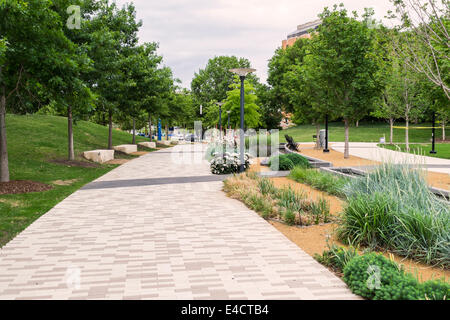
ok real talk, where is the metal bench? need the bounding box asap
[285,135,300,151]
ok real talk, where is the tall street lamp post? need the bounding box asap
[229,68,256,173]
[324,115,330,153]
[431,112,437,154]
[216,102,224,139]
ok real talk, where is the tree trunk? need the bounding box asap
[0,84,9,182]
[356,120,359,127]
[405,116,409,152]
[344,119,350,159]
[148,115,152,142]
[68,105,74,161]
[315,122,320,150]
[443,120,446,141]
[108,109,113,150]
[389,118,394,144]
[132,117,136,144]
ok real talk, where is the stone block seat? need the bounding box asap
[114,144,137,154]
[83,150,114,164]
[138,142,156,149]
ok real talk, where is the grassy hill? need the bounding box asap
[0,114,154,247]
[281,122,445,143]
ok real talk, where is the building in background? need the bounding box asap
[282,19,321,49]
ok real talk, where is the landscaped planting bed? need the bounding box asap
[268,153,311,171]
[289,166,348,197]
[315,245,449,300]
[224,173,331,226]
[338,163,450,268]
[231,158,450,297]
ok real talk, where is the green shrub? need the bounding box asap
[284,209,296,226]
[310,197,331,225]
[277,186,305,213]
[243,193,274,219]
[421,280,450,300]
[343,252,450,300]
[285,153,311,168]
[337,192,394,249]
[340,163,450,267]
[269,155,294,171]
[315,244,359,272]
[258,178,277,197]
[289,167,347,197]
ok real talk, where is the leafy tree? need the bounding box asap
[267,37,328,145]
[305,5,382,158]
[255,83,282,130]
[143,66,172,141]
[222,76,261,129]
[267,38,311,114]
[286,39,331,148]
[86,0,142,149]
[0,0,92,180]
[191,56,257,108]
[118,43,162,144]
[389,0,450,100]
[399,62,423,151]
[371,29,404,144]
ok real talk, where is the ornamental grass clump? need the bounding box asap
[224,174,332,226]
[257,178,278,198]
[289,167,347,197]
[338,163,450,267]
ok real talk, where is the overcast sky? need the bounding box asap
[114,0,395,88]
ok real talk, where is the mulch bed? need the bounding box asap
[0,180,53,195]
[49,159,99,168]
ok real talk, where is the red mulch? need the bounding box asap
[0,180,53,195]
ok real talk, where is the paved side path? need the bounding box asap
[332,142,450,175]
[0,145,356,300]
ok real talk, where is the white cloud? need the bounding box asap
[114,0,395,88]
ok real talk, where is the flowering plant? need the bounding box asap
[210,152,250,175]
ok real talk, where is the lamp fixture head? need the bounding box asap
[229,68,256,77]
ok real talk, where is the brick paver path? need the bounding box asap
[0,144,357,299]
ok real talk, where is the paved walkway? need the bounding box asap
[0,144,356,300]
[332,142,450,175]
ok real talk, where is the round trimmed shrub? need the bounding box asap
[343,252,450,300]
[285,153,311,168]
[269,155,294,171]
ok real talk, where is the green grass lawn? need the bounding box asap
[281,122,444,144]
[378,143,450,160]
[0,114,156,247]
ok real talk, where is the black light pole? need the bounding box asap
[324,114,330,153]
[431,112,437,154]
[219,105,222,135]
[239,76,245,172]
[230,68,256,173]
[216,101,225,140]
